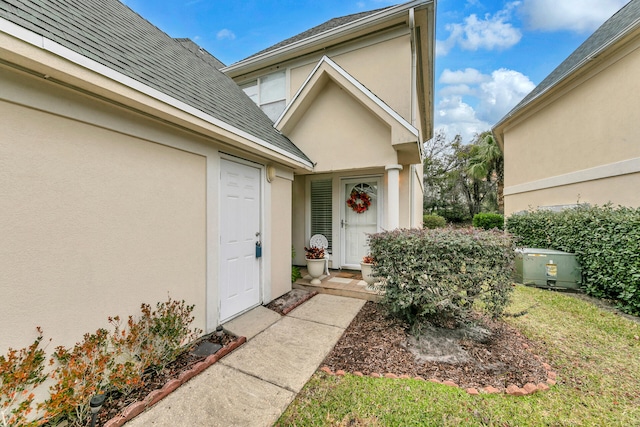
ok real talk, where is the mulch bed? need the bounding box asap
[265,289,318,315]
[88,291,550,425]
[88,331,240,427]
[323,302,550,390]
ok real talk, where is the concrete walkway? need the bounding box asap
[124,294,365,426]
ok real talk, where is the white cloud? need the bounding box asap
[439,84,475,97]
[435,67,535,142]
[477,68,535,123]
[216,29,236,41]
[440,68,489,85]
[519,0,629,33]
[435,96,492,144]
[437,2,522,56]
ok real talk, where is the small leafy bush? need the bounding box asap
[473,213,504,230]
[422,214,446,229]
[30,296,201,426]
[369,228,515,330]
[0,329,48,427]
[136,298,201,372]
[507,204,640,315]
[43,329,113,426]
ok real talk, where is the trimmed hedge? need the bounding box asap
[369,228,515,329]
[423,214,446,229]
[473,212,504,230]
[506,205,640,315]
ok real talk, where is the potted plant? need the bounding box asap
[305,246,326,285]
[360,254,376,290]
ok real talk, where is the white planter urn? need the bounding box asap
[306,258,325,285]
[360,262,376,290]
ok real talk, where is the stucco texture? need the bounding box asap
[289,34,412,123]
[0,98,207,353]
[287,80,396,172]
[502,39,640,215]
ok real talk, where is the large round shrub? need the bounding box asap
[369,228,515,330]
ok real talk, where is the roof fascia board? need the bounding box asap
[494,18,640,132]
[276,55,418,138]
[223,0,432,74]
[0,17,313,169]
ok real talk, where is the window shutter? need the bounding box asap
[310,179,332,250]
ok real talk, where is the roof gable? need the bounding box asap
[275,56,421,163]
[497,0,640,126]
[0,0,310,163]
[244,7,392,61]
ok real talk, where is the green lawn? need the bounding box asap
[276,286,640,427]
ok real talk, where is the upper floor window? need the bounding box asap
[241,71,286,122]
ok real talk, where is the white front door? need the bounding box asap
[341,178,381,269]
[219,159,261,322]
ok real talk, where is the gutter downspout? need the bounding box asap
[409,7,417,227]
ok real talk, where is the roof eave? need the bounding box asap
[0,17,313,170]
[222,0,434,76]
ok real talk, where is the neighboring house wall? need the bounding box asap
[500,35,640,216]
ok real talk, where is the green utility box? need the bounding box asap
[514,248,582,290]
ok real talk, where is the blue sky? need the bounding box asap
[123,0,629,143]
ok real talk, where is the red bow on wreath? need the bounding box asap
[346,189,371,214]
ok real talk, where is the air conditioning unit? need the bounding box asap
[514,248,582,290]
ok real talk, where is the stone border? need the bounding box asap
[103,336,246,427]
[319,362,558,396]
[281,291,319,315]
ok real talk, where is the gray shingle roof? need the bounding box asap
[239,6,393,62]
[499,0,640,124]
[175,38,226,70]
[0,0,310,162]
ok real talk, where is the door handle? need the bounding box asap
[341,220,347,228]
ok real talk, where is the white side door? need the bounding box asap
[219,159,261,322]
[341,178,381,269]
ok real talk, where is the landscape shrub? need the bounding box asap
[134,297,202,372]
[472,212,504,230]
[1,296,201,426]
[43,329,113,426]
[506,204,640,315]
[422,214,446,229]
[369,228,515,330]
[0,329,48,427]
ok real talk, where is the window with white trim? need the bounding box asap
[241,71,286,122]
[310,179,332,251]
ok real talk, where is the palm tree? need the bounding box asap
[467,132,504,214]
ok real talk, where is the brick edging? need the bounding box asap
[319,362,558,396]
[103,336,246,427]
[281,291,319,315]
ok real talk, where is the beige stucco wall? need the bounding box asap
[0,98,207,353]
[504,173,640,216]
[502,40,640,216]
[289,33,413,123]
[287,80,397,172]
[269,173,293,300]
